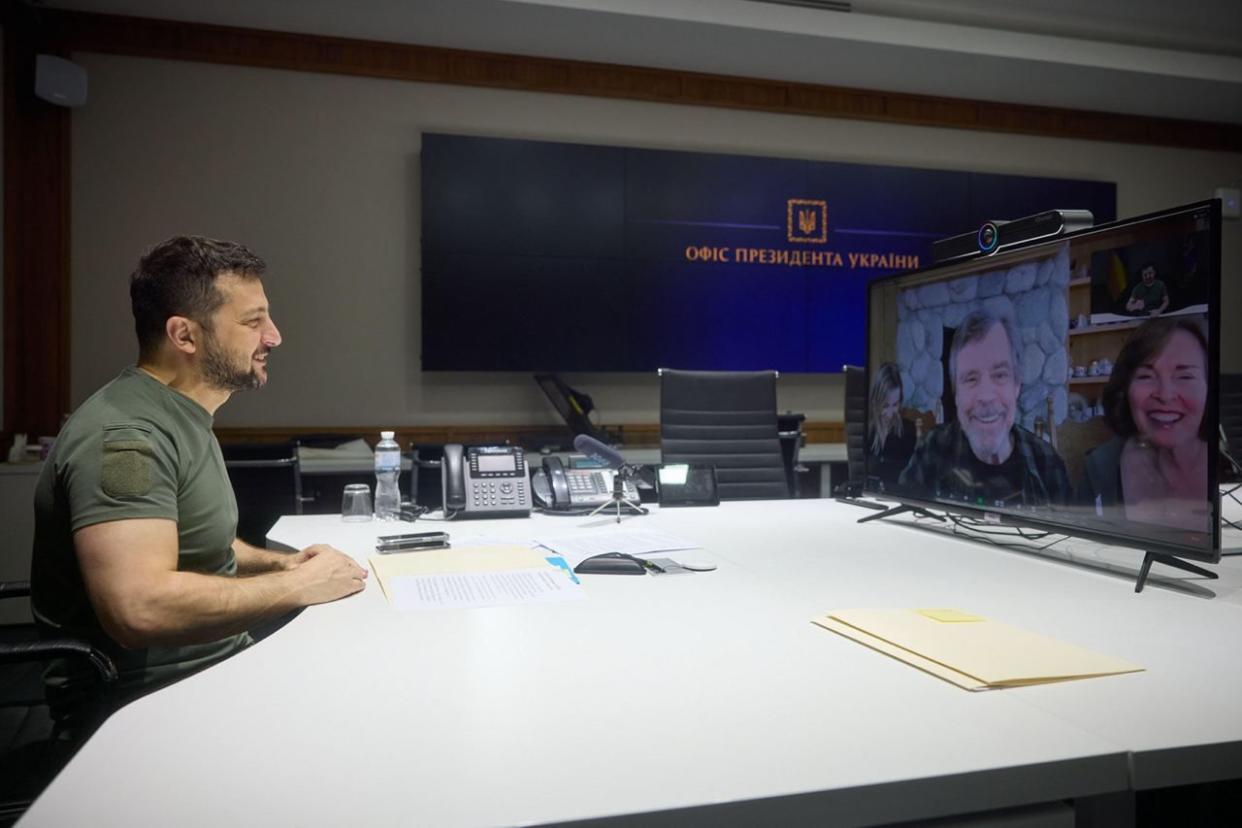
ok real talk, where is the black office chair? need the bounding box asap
[777,412,806,498]
[220,441,307,547]
[1222,373,1242,482]
[659,368,789,500]
[841,364,867,495]
[0,581,117,822]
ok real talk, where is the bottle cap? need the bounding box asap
[381,431,395,439]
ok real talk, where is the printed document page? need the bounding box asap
[370,544,583,610]
[388,567,583,610]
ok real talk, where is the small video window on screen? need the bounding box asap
[864,203,1217,555]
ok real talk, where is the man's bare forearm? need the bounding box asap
[75,520,367,651]
[119,567,308,648]
[233,538,295,574]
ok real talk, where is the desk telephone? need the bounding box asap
[530,456,640,512]
[441,444,533,518]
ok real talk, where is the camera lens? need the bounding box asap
[977,222,1000,253]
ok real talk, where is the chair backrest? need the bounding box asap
[776,412,806,498]
[1055,418,1114,489]
[659,369,788,500]
[902,407,937,442]
[220,441,303,547]
[843,365,866,486]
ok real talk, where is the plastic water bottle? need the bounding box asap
[374,431,402,521]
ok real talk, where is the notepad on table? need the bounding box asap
[813,608,1143,691]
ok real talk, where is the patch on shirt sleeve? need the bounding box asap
[101,428,157,498]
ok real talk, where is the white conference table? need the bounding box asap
[20,499,1242,827]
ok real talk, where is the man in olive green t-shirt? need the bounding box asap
[31,236,368,727]
[1125,262,1170,316]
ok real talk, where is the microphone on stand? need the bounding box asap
[573,434,640,476]
[571,434,647,521]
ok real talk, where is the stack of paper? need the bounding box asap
[370,545,583,611]
[814,608,1143,691]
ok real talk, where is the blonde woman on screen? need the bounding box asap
[867,362,916,492]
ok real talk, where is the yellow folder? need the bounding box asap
[813,608,1143,691]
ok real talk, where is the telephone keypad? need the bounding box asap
[469,477,528,509]
[450,445,532,516]
[568,473,607,495]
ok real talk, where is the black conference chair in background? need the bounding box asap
[0,581,117,823]
[776,412,807,498]
[220,441,307,548]
[659,368,789,500]
[840,364,867,496]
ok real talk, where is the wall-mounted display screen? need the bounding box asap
[421,133,1115,372]
[865,200,1221,560]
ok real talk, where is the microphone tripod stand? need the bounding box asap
[588,467,647,523]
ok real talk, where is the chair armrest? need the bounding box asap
[0,638,118,683]
[0,580,32,599]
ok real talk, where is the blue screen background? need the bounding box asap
[421,134,1116,372]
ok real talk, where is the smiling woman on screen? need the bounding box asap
[1076,316,1211,532]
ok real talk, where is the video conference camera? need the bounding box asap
[932,209,1094,264]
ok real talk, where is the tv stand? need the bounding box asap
[857,504,945,525]
[1134,552,1218,593]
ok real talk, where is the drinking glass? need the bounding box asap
[341,484,373,522]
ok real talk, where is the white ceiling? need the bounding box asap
[41,0,1242,125]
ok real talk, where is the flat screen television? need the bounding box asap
[864,200,1223,588]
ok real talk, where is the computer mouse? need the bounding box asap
[573,552,649,575]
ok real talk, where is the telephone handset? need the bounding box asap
[440,444,532,518]
[531,456,640,512]
[442,444,467,511]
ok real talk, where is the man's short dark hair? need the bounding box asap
[130,236,266,357]
[948,309,1021,392]
[1102,315,1210,441]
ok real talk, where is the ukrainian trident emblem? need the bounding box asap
[786,199,827,243]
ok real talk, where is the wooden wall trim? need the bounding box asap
[214,421,845,448]
[3,17,72,444]
[52,9,1242,153]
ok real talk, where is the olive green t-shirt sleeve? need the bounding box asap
[63,422,179,531]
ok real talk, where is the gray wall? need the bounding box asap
[70,54,1242,429]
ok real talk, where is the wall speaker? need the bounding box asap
[34,54,88,108]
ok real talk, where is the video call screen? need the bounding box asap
[865,201,1221,559]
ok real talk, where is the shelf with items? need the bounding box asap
[1068,328,1133,364]
[1067,276,1092,324]
[1068,319,1143,338]
[1065,307,1135,414]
